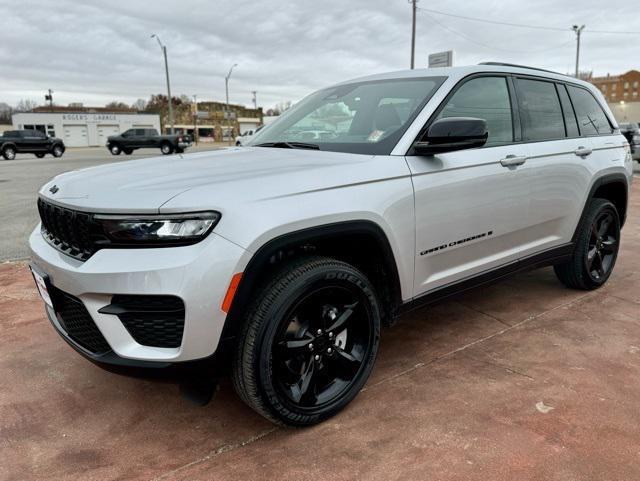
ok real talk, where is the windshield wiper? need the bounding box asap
[255,141,320,150]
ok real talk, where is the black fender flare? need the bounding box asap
[221,220,403,344]
[572,172,629,243]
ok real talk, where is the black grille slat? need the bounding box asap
[38,199,96,261]
[49,285,111,355]
[99,295,185,348]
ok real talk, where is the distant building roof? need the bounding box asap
[32,105,136,113]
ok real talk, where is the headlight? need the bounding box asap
[94,211,220,245]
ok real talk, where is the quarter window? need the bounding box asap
[436,76,513,146]
[557,84,579,137]
[515,78,565,141]
[567,86,613,136]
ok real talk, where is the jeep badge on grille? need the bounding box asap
[49,185,59,194]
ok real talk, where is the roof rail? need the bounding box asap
[478,62,568,77]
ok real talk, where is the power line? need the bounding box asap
[417,6,640,35]
[422,12,575,54]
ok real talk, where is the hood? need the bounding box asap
[38,147,387,213]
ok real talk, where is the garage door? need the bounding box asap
[63,125,89,147]
[97,125,120,145]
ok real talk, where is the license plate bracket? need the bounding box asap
[30,265,53,309]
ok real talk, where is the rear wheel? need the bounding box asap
[123,148,133,155]
[35,153,45,158]
[110,144,121,155]
[160,143,174,155]
[554,198,620,290]
[233,256,381,426]
[2,146,16,160]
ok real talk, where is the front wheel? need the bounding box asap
[51,145,64,157]
[554,198,620,290]
[109,144,121,155]
[160,143,174,155]
[233,256,381,426]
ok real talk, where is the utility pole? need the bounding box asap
[45,89,54,112]
[225,63,238,145]
[572,25,585,78]
[151,34,174,134]
[193,94,198,146]
[252,90,257,110]
[410,0,418,69]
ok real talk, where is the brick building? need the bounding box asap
[168,101,263,142]
[586,70,640,122]
[588,70,640,103]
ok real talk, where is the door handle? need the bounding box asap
[574,146,592,157]
[500,155,527,167]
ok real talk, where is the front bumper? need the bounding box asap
[29,226,246,365]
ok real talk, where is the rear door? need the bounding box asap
[512,77,616,253]
[408,74,533,295]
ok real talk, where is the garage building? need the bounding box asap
[12,110,161,147]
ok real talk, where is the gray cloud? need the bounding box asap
[0,0,636,109]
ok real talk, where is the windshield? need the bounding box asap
[250,76,446,155]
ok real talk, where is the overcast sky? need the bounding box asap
[0,0,637,109]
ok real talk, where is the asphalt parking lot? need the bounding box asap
[0,144,221,261]
[0,182,638,480]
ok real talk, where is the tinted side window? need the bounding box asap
[135,129,146,136]
[515,78,564,141]
[436,76,513,146]
[557,84,579,137]
[567,86,612,135]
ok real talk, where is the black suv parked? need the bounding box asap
[1,130,65,160]
[106,128,192,156]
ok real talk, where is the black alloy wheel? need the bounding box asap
[586,210,618,282]
[233,256,381,426]
[273,285,373,410]
[554,198,620,290]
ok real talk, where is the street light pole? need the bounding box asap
[409,0,418,69]
[572,25,585,78]
[151,34,174,134]
[225,63,238,145]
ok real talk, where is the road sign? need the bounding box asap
[428,50,454,68]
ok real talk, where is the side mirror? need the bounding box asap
[414,117,488,155]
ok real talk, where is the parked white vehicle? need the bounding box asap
[235,126,262,146]
[30,63,633,426]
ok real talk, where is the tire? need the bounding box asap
[236,141,241,146]
[554,198,620,290]
[160,143,174,155]
[2,146,16,160]
[35,153,45,158]
[51,145,64,158]
[110,144,121,155]
[232,256,381,426]
[123,148,133,155]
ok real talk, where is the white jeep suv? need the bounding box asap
[30,63,633,426]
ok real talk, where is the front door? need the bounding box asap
[407,75,532,296]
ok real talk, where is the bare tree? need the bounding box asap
[105,101,130,110]
[132,98,147,111]
[15,99,38,112]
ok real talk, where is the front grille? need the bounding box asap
[37,199,98,261]
[99,295,185,348]
[49,285,112,354]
